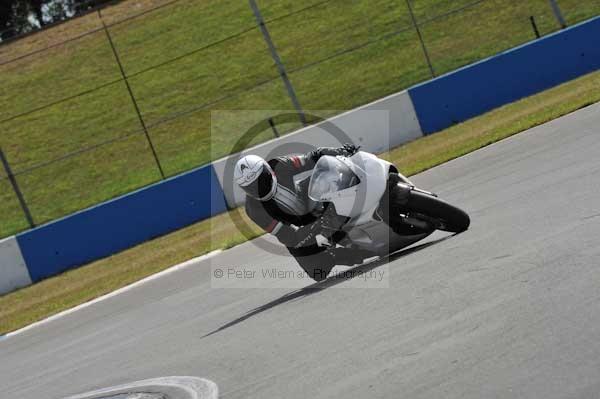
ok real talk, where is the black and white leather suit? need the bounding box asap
[244,147,372,281]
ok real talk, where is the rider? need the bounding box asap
[234,144,374,281]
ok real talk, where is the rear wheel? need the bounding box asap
[404,191,470,233]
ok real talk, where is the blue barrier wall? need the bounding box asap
[16,164,227,282]
[408,16,600,134]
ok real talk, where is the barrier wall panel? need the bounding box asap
[0,236,32,295]
[212,90,423,207]
[16,165,227,282]
[408,16,600,134]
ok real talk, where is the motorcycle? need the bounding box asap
[307,151,470,256]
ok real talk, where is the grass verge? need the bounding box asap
[1,0,598,237]
[1,69,599,335]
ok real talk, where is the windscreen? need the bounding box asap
[308,156,360,201]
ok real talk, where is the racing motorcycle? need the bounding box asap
[307,151,470,256]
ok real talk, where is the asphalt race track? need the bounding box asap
[2,103,600,399]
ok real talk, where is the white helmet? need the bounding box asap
[234,155,277,200]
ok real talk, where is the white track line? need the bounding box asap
[1,250,222,340]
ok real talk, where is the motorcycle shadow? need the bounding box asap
[202,233,457,338]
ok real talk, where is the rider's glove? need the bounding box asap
[316,143,359,158]
[341,143,359,156]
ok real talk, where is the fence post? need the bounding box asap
[99,13,166,179]
[530,16,541,38]
[268,117,280,138]
[405,0,435,78]
[249,0,307,126]
[548,0,567,29]
[0,147,35,229]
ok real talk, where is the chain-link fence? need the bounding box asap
[0,0,599,238]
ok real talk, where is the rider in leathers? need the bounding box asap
[234,144,374,281]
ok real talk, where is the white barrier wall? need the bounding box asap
[0,236,32,295]
[212,89,423,207]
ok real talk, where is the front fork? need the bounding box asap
[378,173,439,231]
[395,172,438,198]
[396,183,443,231]
[411,186,438,198]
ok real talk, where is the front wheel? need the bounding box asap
[405,191,470,233]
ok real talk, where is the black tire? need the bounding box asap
[406,191,470,233]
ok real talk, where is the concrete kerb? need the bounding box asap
[63,376,218,399]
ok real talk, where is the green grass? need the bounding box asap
[1,68,599,335]
[0,0,599,238]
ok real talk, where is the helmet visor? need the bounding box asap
[241,167,274,199]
